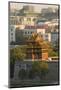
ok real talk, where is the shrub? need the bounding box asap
[40,62,49,79]
[31,61,49,79]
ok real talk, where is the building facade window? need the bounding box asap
[31,32,33,34]
[11,29,13,31]
[28,32,29,34]
[11,37,13,40]
[11,33,13,35]
[25,32,27,34]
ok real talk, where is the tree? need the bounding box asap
[10,46,26,63]
[10,46,26,78]
[29,61,49,79]
[40,62,49,79]
[48,40,59,57]
[28,61,41,79]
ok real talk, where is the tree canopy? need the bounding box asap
[10,46,26,63]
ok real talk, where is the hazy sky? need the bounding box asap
[10,2,58,12]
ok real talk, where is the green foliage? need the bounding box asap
[31,61,49,79]
[10,46,26,63]
[48,40,59,57]
[40,62,48,70]
[32,62,41,72]
[48,49,58,57]
[40,62,49,77]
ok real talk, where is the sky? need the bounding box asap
[10,2,58,13]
